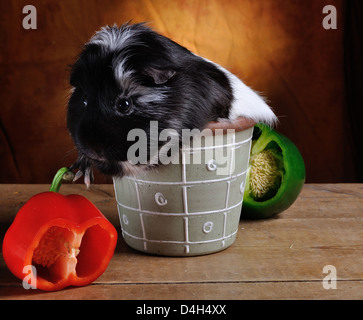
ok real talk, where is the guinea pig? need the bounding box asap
[67,22,277,186]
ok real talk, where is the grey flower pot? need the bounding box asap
[114,118,255,256]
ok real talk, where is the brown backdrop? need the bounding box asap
[0,0,360,184]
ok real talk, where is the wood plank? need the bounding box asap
[0,184,362,300]
[1,183,362,224]
[0,184,120,226]
[285,184,363,219]
[1,281,362,300]
[2,218,362,284]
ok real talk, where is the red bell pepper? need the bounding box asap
[2,167,118,291]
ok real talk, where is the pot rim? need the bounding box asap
[206,117,256,133]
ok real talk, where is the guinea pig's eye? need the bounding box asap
[118,98,131,109]
[116,98,133,115]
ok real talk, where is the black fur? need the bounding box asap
[67,22,234,180]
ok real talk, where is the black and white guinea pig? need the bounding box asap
[67,22,277,185]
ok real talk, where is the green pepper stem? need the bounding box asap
[49,167,75,193]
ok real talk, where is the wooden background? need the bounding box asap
[0,0,361,184]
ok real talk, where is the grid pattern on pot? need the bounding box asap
[115,130,252,254]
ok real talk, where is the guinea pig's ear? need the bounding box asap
[144,67,176,85]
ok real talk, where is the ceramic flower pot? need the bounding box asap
[114,117,255,256]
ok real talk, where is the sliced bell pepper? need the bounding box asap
[242,123,305,219]
[2,167,118,291]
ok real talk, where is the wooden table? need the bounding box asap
[0,184,362,300]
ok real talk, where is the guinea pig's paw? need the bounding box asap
[83,166,94,188]
[70,155,94,188]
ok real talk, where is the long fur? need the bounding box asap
[67,22,277,183]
